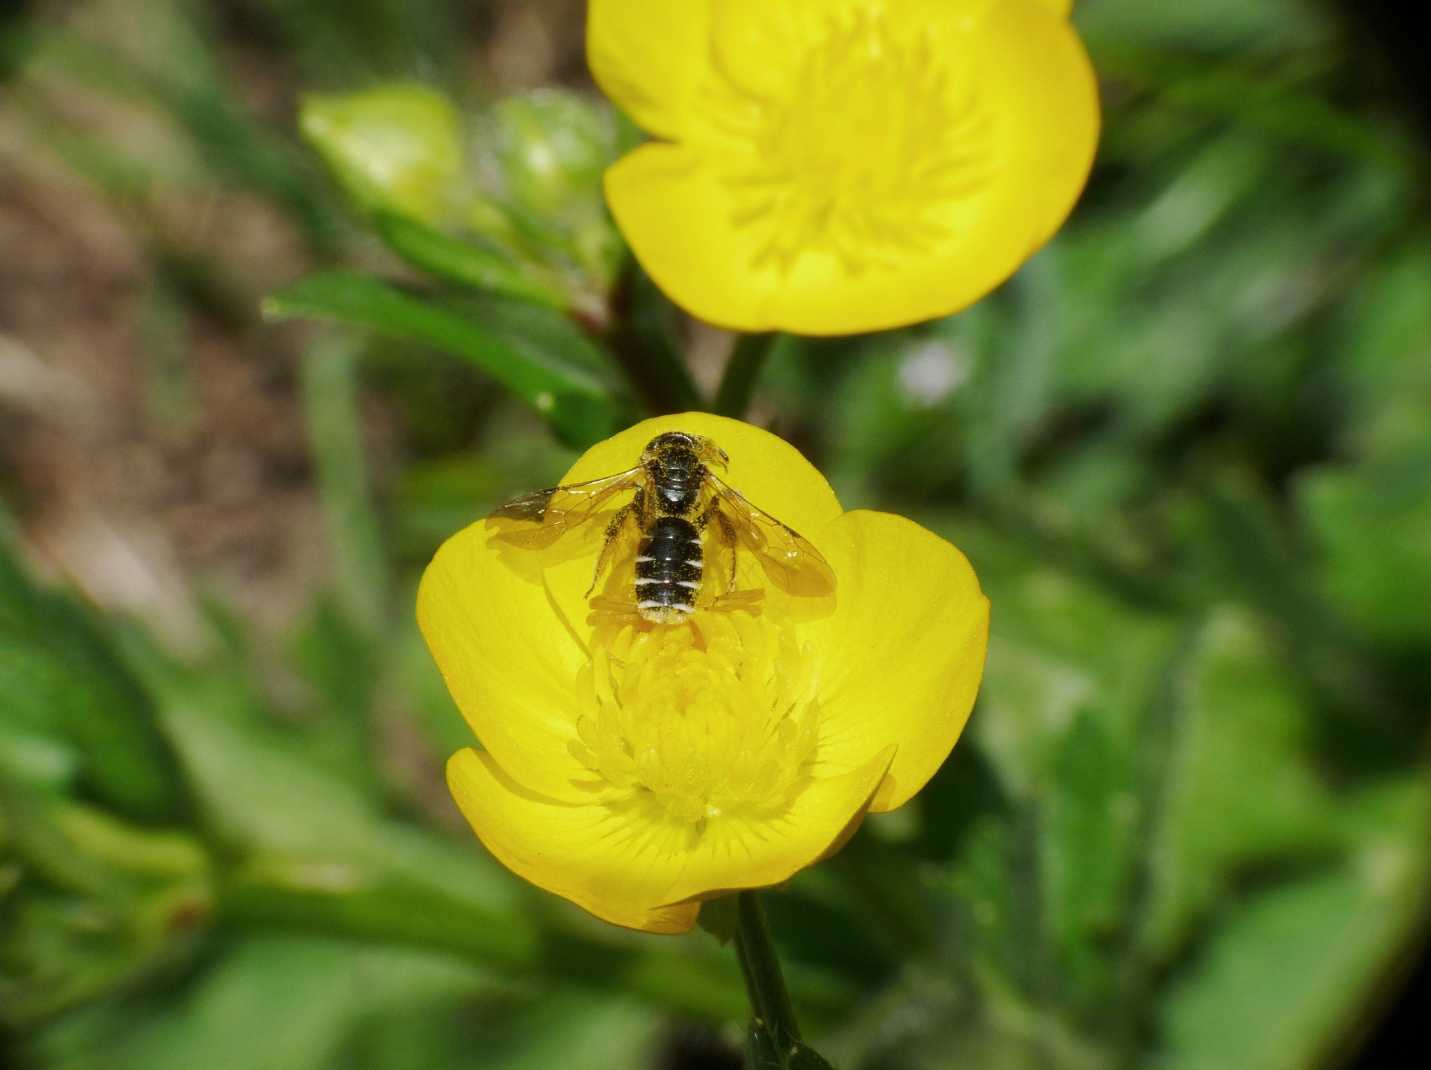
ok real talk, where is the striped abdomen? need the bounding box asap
[635,517,702,623]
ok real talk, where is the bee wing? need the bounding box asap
[709,475,836,598]
[487,466,643,550]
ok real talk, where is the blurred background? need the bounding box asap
[2,1,1429,1067]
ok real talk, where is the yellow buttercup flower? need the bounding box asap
[418,414,988,932]
[587,0,1098,335]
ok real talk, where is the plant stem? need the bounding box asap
[603,262,702,415]
[714,332,777,418]
[735,891,803,1050]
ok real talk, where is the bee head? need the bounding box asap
[641,432,729,475]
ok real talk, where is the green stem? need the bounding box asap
[604,262,702,415]
[714,333,778,418]
[735,891,802,1049]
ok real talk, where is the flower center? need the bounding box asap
[712,11,989,274]
[569,609,819,827]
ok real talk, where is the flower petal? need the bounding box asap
[586,0,711,141]
[418,520,595,802]
[606,140,1010,334]
[1035,0,1075,17]
[804,511,989,812]
[448,749,699,933]
[447,745,892,933]
[603,143,777,332]
[604,114,1085,335]
[705,0,1072,103]
[542,412,843,641]
[976,0,1099,245]
[661,745,893,905]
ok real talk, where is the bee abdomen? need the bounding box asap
[635,517,702,622]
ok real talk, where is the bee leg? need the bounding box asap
[712,588,764,615]
[588,593,640,621]
[709,509,744,592]
[586,498,637,598]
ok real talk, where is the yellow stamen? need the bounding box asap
[708,10,989,274]
[570,609,819,828]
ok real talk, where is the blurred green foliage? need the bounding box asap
[2,0,1429,1068]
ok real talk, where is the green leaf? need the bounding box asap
[937,516,1182,801]
[1331,247,1431,458]
[0,539,181,819]
[263,271,627,446]
[0,793,212,1028]
[1041,712,1133,1005]
[1140,608,1341,961]
[1297,444,1431,650]
[375,211,569,308]
[491,993,663,1070]
[1158,780,1430,1070]
[51,936,493,1070]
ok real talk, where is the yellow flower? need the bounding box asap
[587,0,1099,335]
[418,414,988,933]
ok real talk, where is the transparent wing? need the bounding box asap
[709,475,836,598]
[487,466,642,550]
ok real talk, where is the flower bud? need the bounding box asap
[300,84,467,226]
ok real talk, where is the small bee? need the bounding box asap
[488,431,835,623]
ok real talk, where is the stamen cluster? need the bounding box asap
[571,609,820,827]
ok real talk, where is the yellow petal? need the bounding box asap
[448,749,698,933]
[542,412,843,640]
[706,0,1069,102]
[447,745,892,933]
[417,520,595,802]
[804,511,989,812]
[605,141,1021,334]
[662,745,894,905]
[975,0,1099,245]
[603,144,774,332]
[586,0,711,141]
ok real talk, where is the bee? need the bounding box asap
[488,431,835,623]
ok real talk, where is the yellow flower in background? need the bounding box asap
[588,0,1099,335]
[418,414,989,932]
